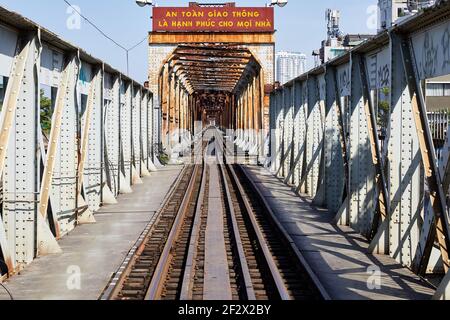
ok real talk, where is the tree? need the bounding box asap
[377,87,391,129]
[40,89,52,135]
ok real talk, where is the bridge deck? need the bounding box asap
[0,165,183,300]
[242,165,436,300]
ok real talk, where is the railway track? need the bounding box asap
[104,164,201,300]
[103,128,329,301]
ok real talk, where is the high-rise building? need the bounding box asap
[275,52,307,85]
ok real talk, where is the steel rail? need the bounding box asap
[105,164,190,300]
[179,154,208,300]
[224,162,291,299]
[237,165,331,300]
[208,130,256,300]
[145,164,203,300]
[214,126,330,300]
[217,162,257,300]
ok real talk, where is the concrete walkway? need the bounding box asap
[0,165,183,300]
[243,165,436,300]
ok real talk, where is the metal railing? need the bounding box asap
[428,111,450,148]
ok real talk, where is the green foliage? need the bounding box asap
[378,100,390,113]
[380,87,390,97]
[40,89,52,134]
[377,87,391,129]
[158,152,170,165]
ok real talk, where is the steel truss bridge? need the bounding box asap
[0,7,156,272]
[0,1,449,299]
[269,1,450,298]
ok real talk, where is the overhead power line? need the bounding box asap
[63,0,148,76]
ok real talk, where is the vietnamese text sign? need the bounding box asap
[152,7,274,33]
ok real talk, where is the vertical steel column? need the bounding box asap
[77,66,102,223]
[180,89,184,143]
[243,85,249,149]
[161,65,168,149]
[140,91,150,174]
[347,55,377,236]
[324,68,346,214]
[1,31,60,268]
[104,74,121,198]
[236,94,242,144]
[147,92,158,171]
[292,81,301,188]
[119,80,133,193]
[294,81,308,193]
[285,81,296,185]
[249,76,256,152]
[358,54,390,243]
[371,35,422,260]
[278,87,286,177]
[275,90,284,176]
[132,85,143,184]
[39,51,79,239]
[258,72,265,159]
[400,35,450,274]
[174,79,180,146]
[282,85,293,181]
[243,89,246,145]
[168,73,175,148]
[304,76,322,197]
[313,74,327,205]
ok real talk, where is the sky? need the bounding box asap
[0,0,378,83]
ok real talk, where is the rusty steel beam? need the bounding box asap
[172,61,248,69]
[187,78,241,83]
[178,70,245,77]
[174,51,252,59]
[174,57,250,65]
[189,81,238,85]
[176,66,246,72]
[176,44,250,52]
[174,55,251,63]
[148,32,275,44]
[191,85,237,90]
[182,70,243,77]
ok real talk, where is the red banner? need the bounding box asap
[152,7,274,33]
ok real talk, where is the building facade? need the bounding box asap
[426,75,450,112]
[275,51,307,85]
